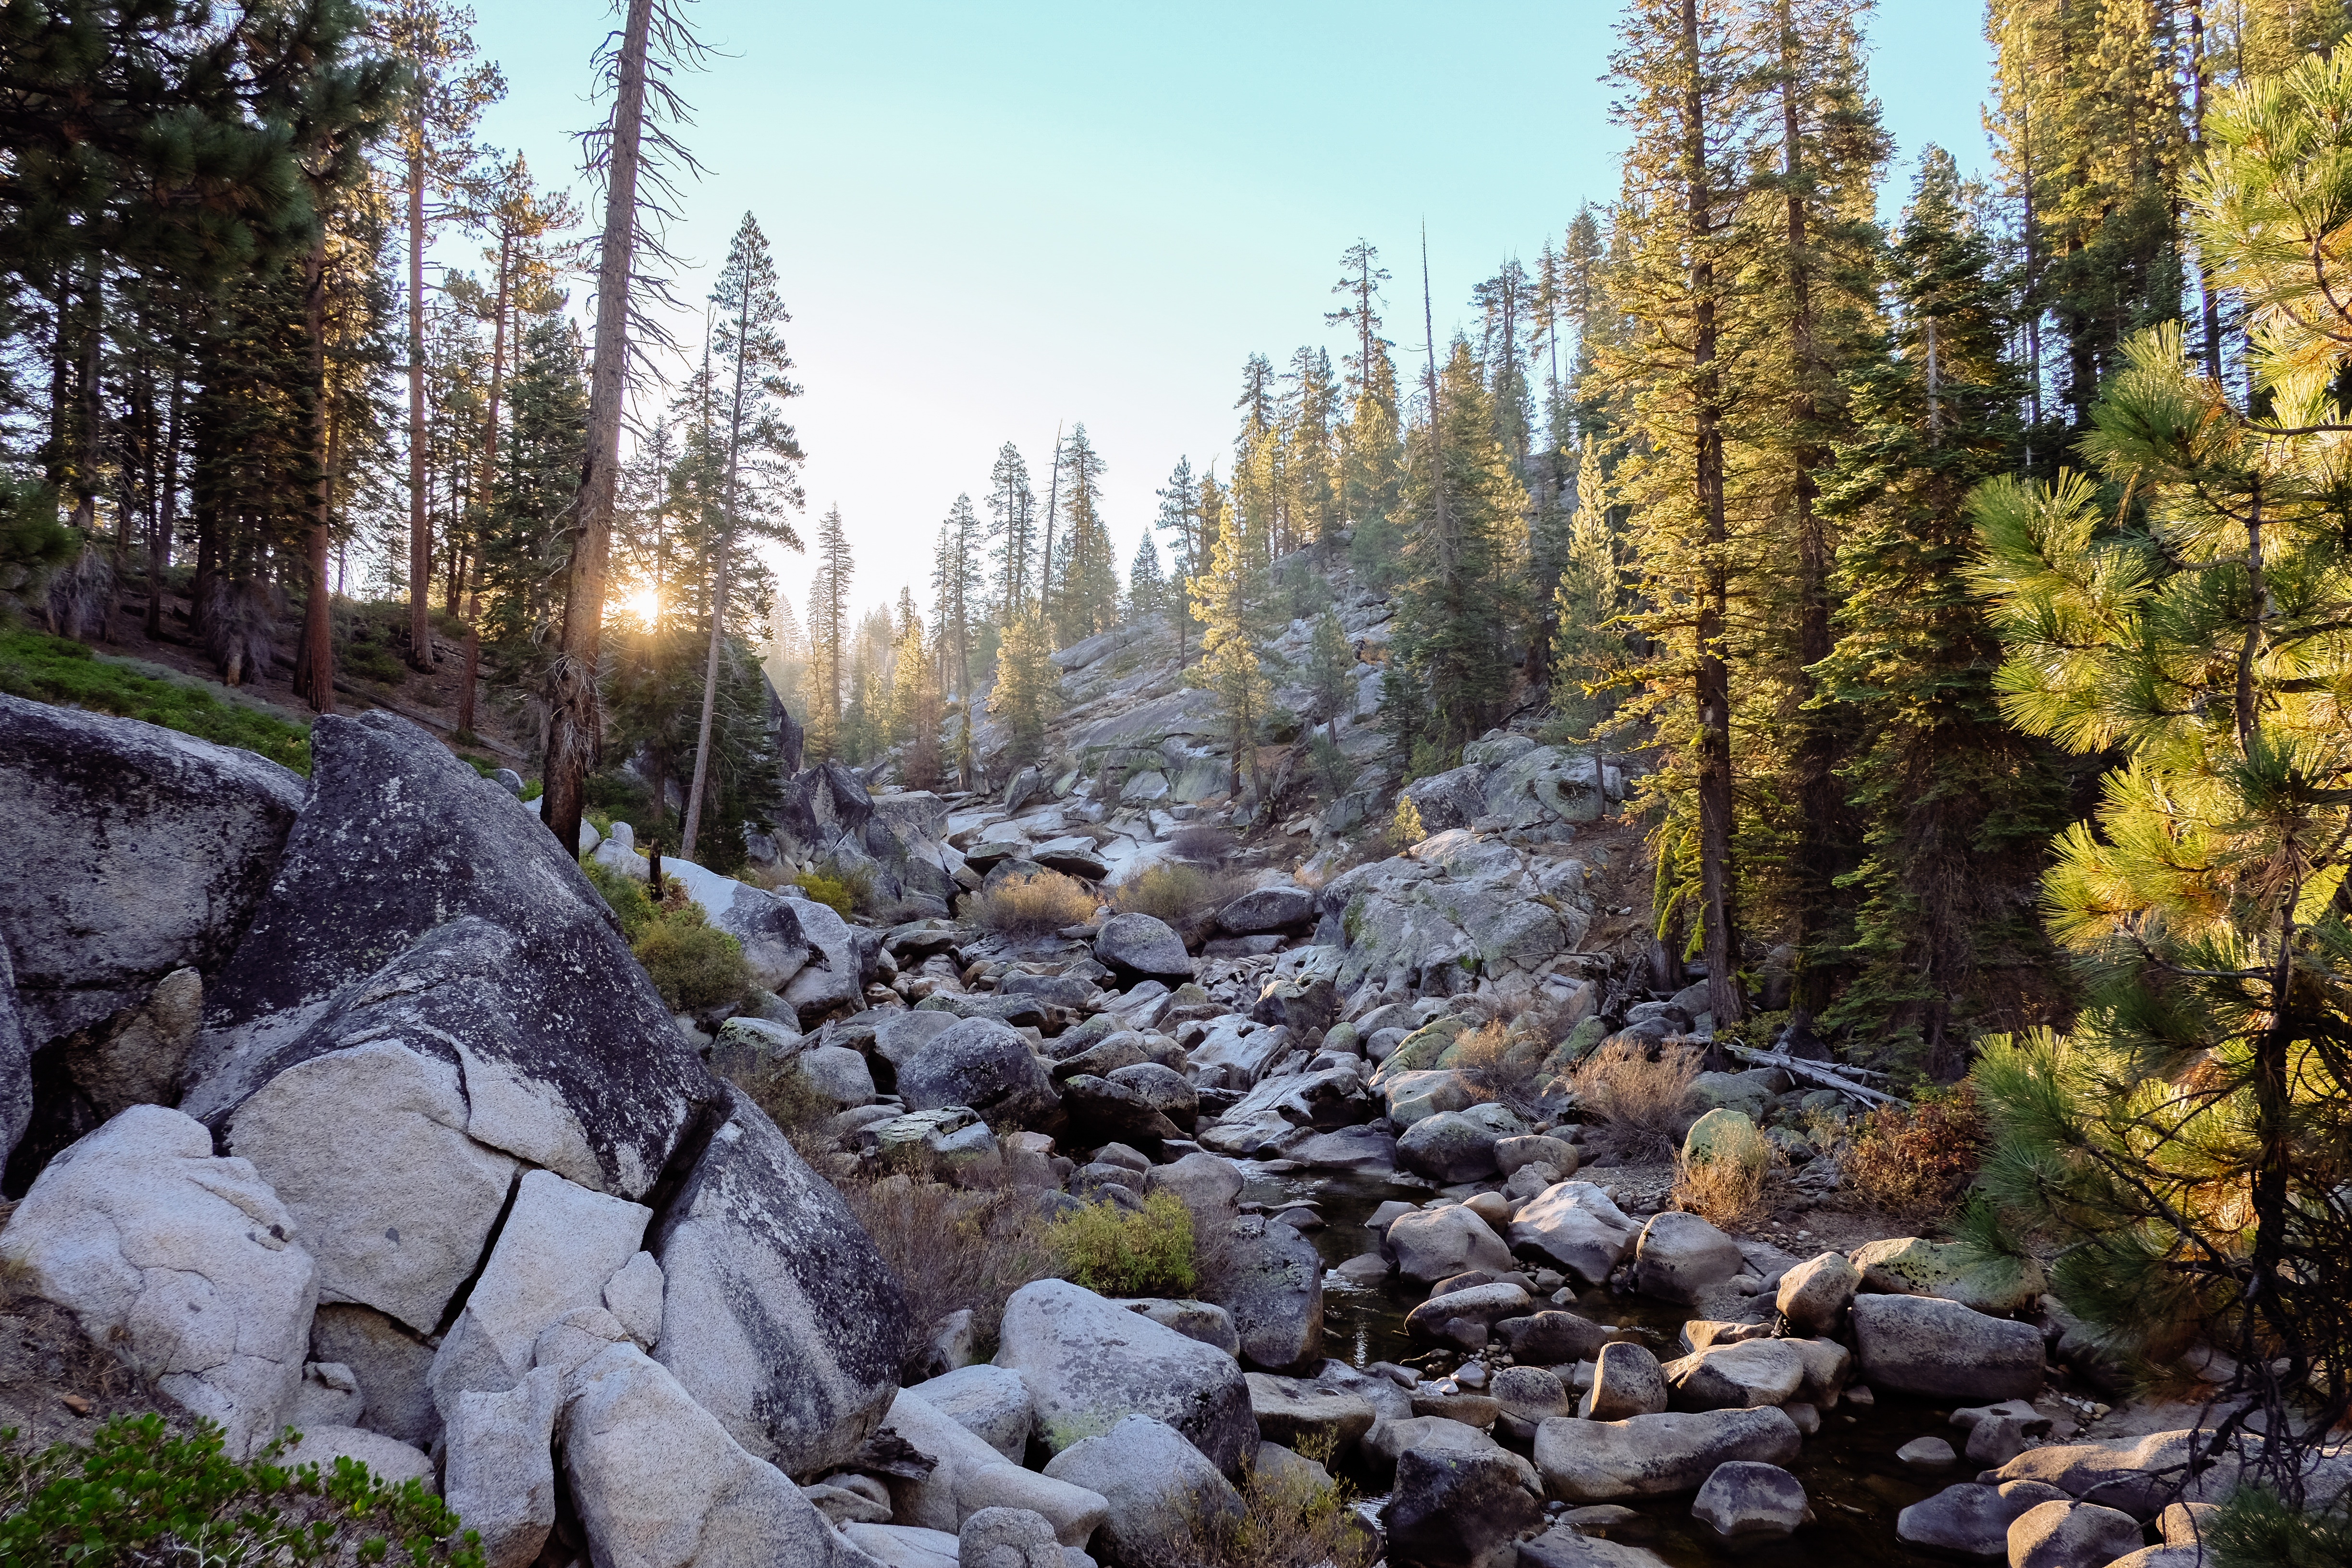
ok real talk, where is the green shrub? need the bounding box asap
[582,858,656,942]
[0,626,311,773]
[0,1413,483,1566]
[631,904,753,1014]
[2209,1487,2352,1568]
[339,636,407,686]
[787,867,861,920]
[1046,1191,1198,1297]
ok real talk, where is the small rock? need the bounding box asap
[1691,1459,1808,1543]
[1898,1435,1959,1470]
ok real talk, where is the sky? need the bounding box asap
[460,1,1997,631]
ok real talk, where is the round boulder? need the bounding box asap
[1215,885,1317,935]
[898,1017,1059,1130]
[1396,1104,1526,1184]
[1094,913,1193,983]
[1691,1460,1807,1543]
[2009,1499,2144,1568]
[1387,1204,1514,1285]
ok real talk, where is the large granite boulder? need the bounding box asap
[183,712,718,1201]
[1507,1181,1641,1287]
[877,1385,1108,1547]
[429,1169,650,1416]
[1041,1414,1242,1568]
[1387,1205,1513,1284]
[1848,1236,2048,1317]
[1851,1294,2044,1401]
[560,1339,882,1568]
[1532,1409,1803,1502]
[648,1091,906,1478]
[1384,1444,1543,1568]
[1659,1341,1806,1412]
[1896,1480,2073,1557]
[0,1104,317,1457]
[1215,885,1316,936]
[1211,1215,1323,1373]
[1317,832,1594,994]
[993,1279,1255,1474]
[1094,914,1193,984]
[221,1039,518,1335]
[1396,1105,1526,1184]
[897,1017,1059,1131]
[0,694,305,1053]
[1630,1212,1743,1305]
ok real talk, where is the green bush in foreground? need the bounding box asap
[631,902,752,1014]
[2209,1487,2352,1568]
[0,1412,483,1566]
[582,857,656,942]
[0,626,311,773]
[1046,1191,1198,1298]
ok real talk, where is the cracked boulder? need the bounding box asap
[182,711,719,1200]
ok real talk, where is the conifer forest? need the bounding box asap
[9,1,2352,1564]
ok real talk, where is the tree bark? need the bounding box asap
[1684,0,1743,1047]
[1781,0,1835,1019]
[146,372,181,639]
[406,135,434,671]
[542,0,655,858]
[297,233,337,712]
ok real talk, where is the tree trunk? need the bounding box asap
[542,0,655,858]
[147,371,182,639]
[406,135,434,672]
[1685,0,1743,1049]
[297,233,337,712]
[684,274,758,859]
[69,264,100,536]
[1781,0,1835,1019]
[1040,426,1062,631]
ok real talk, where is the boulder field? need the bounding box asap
[0,691,2297,1568]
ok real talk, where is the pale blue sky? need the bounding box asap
[462,1,1996,626]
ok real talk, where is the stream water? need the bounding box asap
[1236,1162,1964,1567]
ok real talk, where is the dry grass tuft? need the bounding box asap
[1110,861,1251,926]
[1453,1021,1547,1118]
[969,870,1098,936]
[1160,1433,1377,1568]
[1671,1116,1780,1228]
[1569,1039,1701,1156]
[830,1171,1056,1370]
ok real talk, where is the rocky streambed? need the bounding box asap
[0,690,2319,1568]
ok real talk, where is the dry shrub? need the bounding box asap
[1168,824,1237,864]
[831,1171,1055,1367]
[1454,1021,1546,1118]
[970,870,1098,936]
[1111,861,1250,926]
[1569,1040,1701,1156]
[1163,1434,1377,1568]
[1672,1116,1780,1229]
[728,1054,835,1159]
[1841,1082,1987,1220]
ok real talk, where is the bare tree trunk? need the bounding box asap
[297,234,337,712]
[542,0,655,858]
[69,264,100,536]
[1040,424,1062,633]
[1684,0,1743,1052]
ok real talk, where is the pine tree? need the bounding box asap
[988,610,1057,771]
[371,0,502,672]
[932,491,986,776]
[1128,531,1166,620]
[1395,337,1527,752]
[1963,56,2352,1477]
[1605,0,1761,1030]
[1306,610,1354,743]
[1049,423,1116,645]
[1329,240,1404,544]
[987,441,1038,620]
[1188,500,1272,802]
[683,211,805,860]
[1471,257,1537,464]
[1815,147,2065,1076]
[1549,435,1628,735]
[476,314,587,653]
[1284,345,1340,547]
[1154,456,1204,579]
[808,504,853,761]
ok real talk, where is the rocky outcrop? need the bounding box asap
[648,1092,906,1478]
[0,694,305,1055]
[1317,829,1597,995]
[1851,1294,2045,1401]
[185,712,718,1200]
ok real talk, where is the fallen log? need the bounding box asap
[1722,1043,1909,1109]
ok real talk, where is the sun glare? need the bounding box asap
[622,585,661,625]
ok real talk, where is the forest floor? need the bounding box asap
[57,587,533,766]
